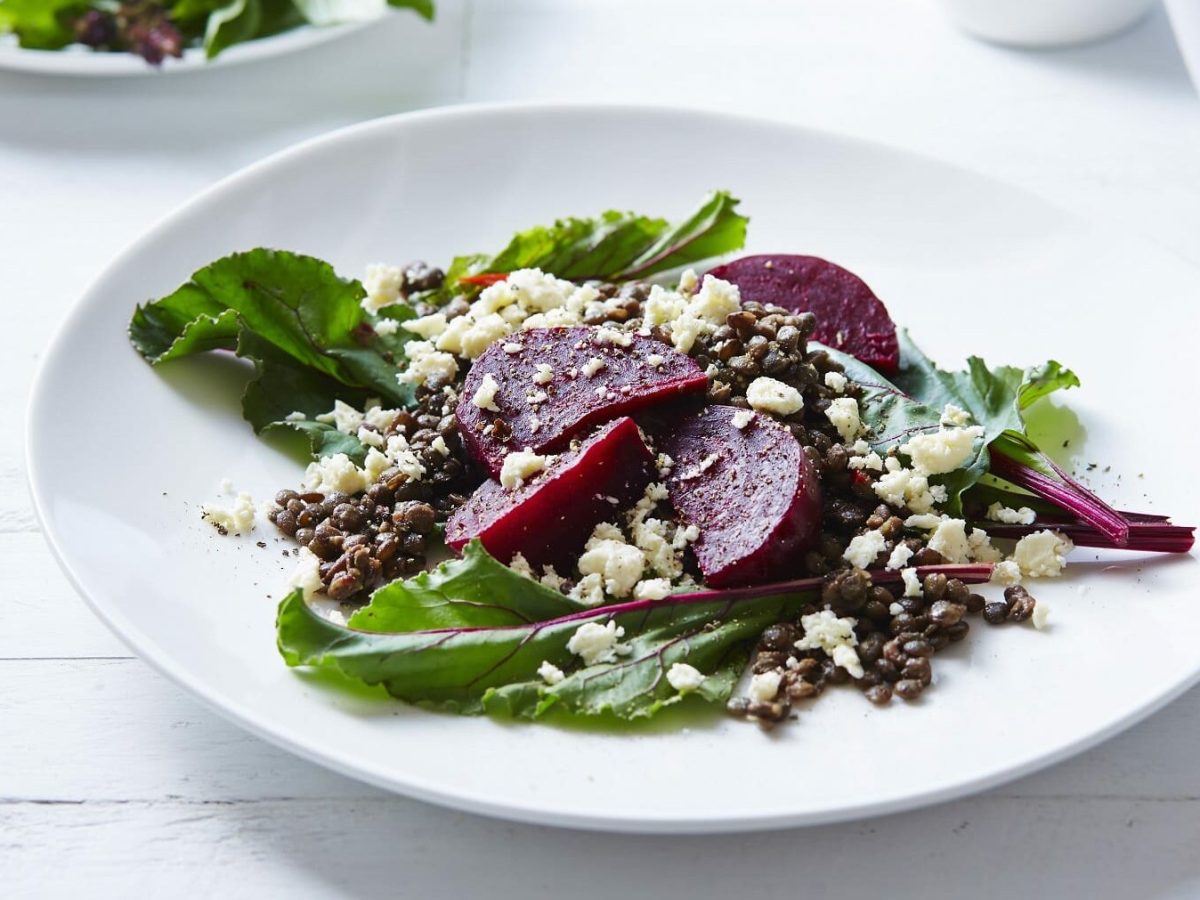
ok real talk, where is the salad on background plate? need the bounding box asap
[128,191,1194,728]
[0,0,432,66]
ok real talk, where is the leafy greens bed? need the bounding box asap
[128,190,1194,726]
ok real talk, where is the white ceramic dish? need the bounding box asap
[27,104,1200,833]
[0,20,367,76]
[938,0,1156,48]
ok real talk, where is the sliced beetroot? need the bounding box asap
[658,405,822,588]
[446,416,654,570]
[456,325,707,478]
[707,254,900,373]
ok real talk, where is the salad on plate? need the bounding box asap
[0,0,432,65]
[127,191,1194,727]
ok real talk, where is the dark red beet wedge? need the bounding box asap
[658,405,822,587]
[708,254,900,373]
[446,417,654,569]
[456,326,707,477]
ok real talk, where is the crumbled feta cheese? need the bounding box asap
[1031,602,1051,630]
[927,517,972,564]
[363,405,400,430]
[669,314,705,354]
[646,353,665,368]
[731,409,755,430]
[843,528,887,569]
[986,502,1037,525]
[578,534,646,599]
[357,427,385,449]
[667,662,705,693]
[471,373,501,412]
[508,553,535,579]
[794,610,863,678]
[362,448,391,483]
[940,404,972,427]
[990,559,1022,585]
[678,269,699,294]
[288,548,324,600]
[825,397,862,442]
[569,573,606,607]
[902,425,983,475]
[458,312,512,359]
[200,492,256,535]
[644,284,688,327]
[824,371,848,393]
[581,356,606,377]
[396,316,442,343]
[1013,530,1073,577]
[304,453,368,495]
[398,340,459,387]
[633,577,672,600]
[852,439,871,455]
[901,567,922,597]
[532,363,554,385]
[874,465,946,515]
[689,275,741,324]
[848,451,884,472]
[526,391,548,406]
[967,527,1003,563]
[499,449,550,490]
[566,620,627,665]
[886,543,914,570]
[361,263,405,314]
[537,660,565,685]
[431,435,450,456]
[283,411,307,422]
[502,342,523,354]
[594,326,632,347]
[315,399,365,435]
[656,454,674,477]
[746,377,804,416]
[904,513,944,530]
[889,601,905,616]
[749,670,783,702]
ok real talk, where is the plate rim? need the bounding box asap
[26,101,1200,833]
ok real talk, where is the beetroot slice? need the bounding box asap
[658,405,822,588]
[456,326,707,478]
[446,417,653,570]
[708,254,900,373]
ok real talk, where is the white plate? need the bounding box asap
[0,20,367,76]
[27,104,1200,833]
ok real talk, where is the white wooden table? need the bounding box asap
[4,2,1199,896]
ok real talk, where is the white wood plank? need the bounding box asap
[4,793,1199,900]
[3,658,1199,805]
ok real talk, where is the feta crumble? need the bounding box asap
[304,453,368,495]
[1031,602,1051,630]
[901,425,983,476]
[532,363,554,385]
[824,397,862,442]
[926,517,972,564]
[403,313,447,340]
[581,356,607,377]
[566,620,627,665]
[1013,530,1073,577]
[667,662,705,693]
[986,502,1037,525]
[499,449,550,490]
[990,559,1022,585]
[633,577,672,600]
[397,340,459,387]
[315,399,365,435]
[843,528,886,569]
[361,263,405,314]
[200,492,256,535]
[823,371,848,393]
[471,373,501,412]
[578,527,646,598]
[749,670,783,702]
[901,567,922,597]
[731,409,755,430]
[794,610,863,678]
[646,353,665,368]
[746,377,804,416]
[886,543,914,571]
[288,548,324,600]
[537,660,566,685]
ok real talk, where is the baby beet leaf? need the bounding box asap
[129,249,415,462]
[437,191,749,295]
